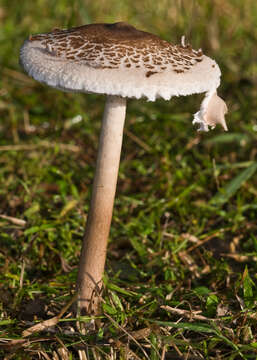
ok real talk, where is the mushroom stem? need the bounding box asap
[76,95,127,315]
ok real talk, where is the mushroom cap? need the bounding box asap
[20,22,221,102]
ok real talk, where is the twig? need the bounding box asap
[161,345,167,360]
[0,215,26,226]
[110,339,142,360]
[78,349,88,360]
[39,351,52,360]
[104,312,151,360]
[220,253,257,262]
[124,128,151,152]
[168,340,183,358]
[161,305,216,322]
[22,294,78,337]
[19,260,26,289]
[0,214,26,226]
[186,229,226,253]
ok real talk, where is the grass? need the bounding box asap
[0,0,257,358]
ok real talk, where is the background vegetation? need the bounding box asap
[0,0,257,359]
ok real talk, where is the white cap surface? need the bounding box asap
[20,22,227,131]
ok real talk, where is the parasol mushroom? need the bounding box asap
[20,22,228,315]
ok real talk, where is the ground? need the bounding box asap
[0,0,257,359]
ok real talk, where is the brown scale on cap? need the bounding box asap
[29,22,203,78]
[146,71,158,78]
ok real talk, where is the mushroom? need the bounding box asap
[20,22,228,315]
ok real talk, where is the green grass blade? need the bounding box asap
[210,162,257,206]
[146,319,216,334]
[205,133,250,145]
[148,319,246,359]
[106,282,136,296]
